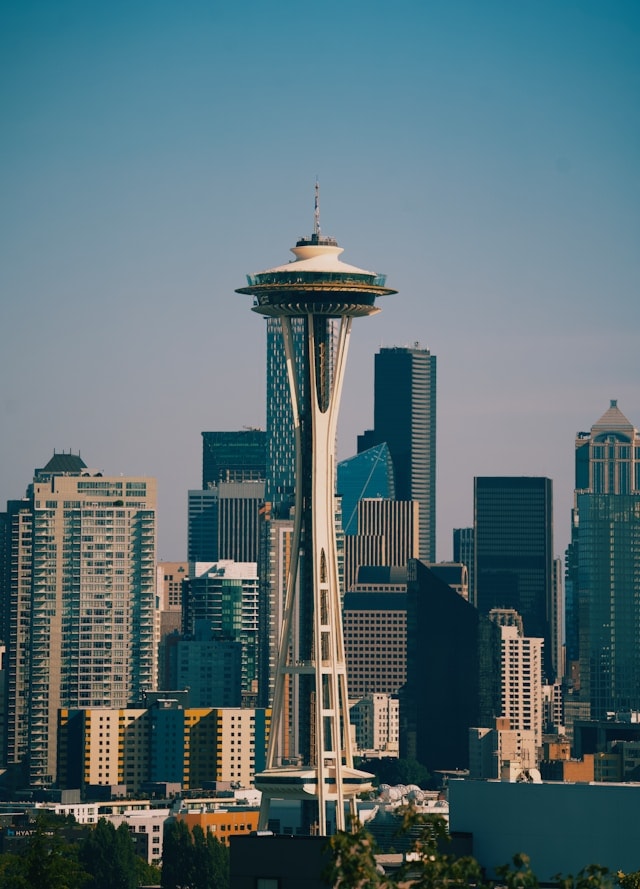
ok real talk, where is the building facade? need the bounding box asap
[343,498,419,593]
[568,401,640,719]
[359,345,436,562]
[2,454,157,787]
[58,703,269,794]
[201,430,266,489]
[337,443,395,536]
[183,561,259,703]
[474,476,556,681]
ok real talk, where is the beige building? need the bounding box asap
[350,693,399,756]
[59,704,269,794]
[4,453,157,787]
[499,622,544,748]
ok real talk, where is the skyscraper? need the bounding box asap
[359,345,436,562]
[265,317,308,516]
[201,430,266,488]
[237,204,395,834]
[568,401,640,719]
[2,453,157,787]
[337,443,395,536]
[474,476,556,681]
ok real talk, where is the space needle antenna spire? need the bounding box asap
[314,178,321,239]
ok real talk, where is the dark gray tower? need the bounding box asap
[359,345,437,562]
[474,476,555,681]
[568,401,640,719]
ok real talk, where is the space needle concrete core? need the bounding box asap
[236,200,396,835]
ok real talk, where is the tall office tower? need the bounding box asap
[359,345,436,562]
[183,561,259,703]
[237,203,395,834]
[453,527,475,603]
[187,488,218,562]
[201,430,266,488]
[188,481,265,563]
[495,620,544,751]
[569,401,640,719]
[337,443,395,535]
[343,498,419,592]
[474,477,556,681]
[266,317,307,516]
[402,559,501,772]
[2,453,157,787]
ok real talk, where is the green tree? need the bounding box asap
[363,757,432,790]
[136,856,162,887]
[0,817,87,889]
[556,865,613,889]
[161,819,196,889]
[618,872,640,889]
[78,817,138,889]
[323,817,384,888]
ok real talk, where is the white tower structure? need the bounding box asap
[237,197,395,834]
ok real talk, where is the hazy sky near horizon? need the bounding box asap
[1,1,639,561]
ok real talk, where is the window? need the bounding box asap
[257,880,279,889]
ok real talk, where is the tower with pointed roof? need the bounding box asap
[237,200,396,834]
[568,401,640,719]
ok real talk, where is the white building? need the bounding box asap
[350,694,399,756]
[500,624,544,748]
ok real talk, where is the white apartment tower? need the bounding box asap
[500,624,544,749]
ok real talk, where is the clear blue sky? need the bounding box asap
[1,0,639,561]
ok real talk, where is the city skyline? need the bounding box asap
[1,1,639,562]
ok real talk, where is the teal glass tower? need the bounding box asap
[237,203,395,834]
[569,401,640,719]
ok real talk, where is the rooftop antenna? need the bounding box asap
[314,178,321,238]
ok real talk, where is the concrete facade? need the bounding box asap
[449,779,640,879]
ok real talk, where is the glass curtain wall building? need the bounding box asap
[568,401,640,719]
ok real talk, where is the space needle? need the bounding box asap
[237,187,396,834]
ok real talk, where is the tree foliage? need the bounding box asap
[78,818,138,889]
[161,819,229,889]
[0,815,88,889]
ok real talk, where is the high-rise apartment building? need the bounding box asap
[359,346,436,562]
[568,401,640,719]
[474,476,556,681]
[2,453,157,787]
[183,560,259,703]
[494,617,544,749]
